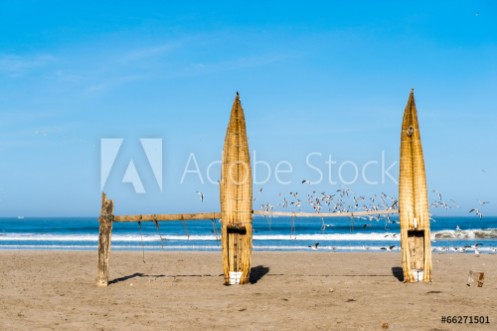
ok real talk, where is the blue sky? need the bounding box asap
[0,1,496,216]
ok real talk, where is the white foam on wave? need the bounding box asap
[0,234,218,242]
[1,228,496,243]
[0,244,397,251]
[0,244,94,249]
[0,232,401,242]
[433,229,497,240]
[0,234,100,241]
[1,243,495,253]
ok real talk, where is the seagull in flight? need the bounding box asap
[465,243,481,250]
[290,191,299,198]
[196,191,204,202]
[432,190,442,201]
[381,245,395,252]
[469,208,483,220]
[308,242,319,250]
[465,243,481,257]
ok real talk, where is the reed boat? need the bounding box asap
[220,92,253,285]
[399,89,432,282]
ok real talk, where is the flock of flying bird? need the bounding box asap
[194,180,491,254]
[259,187,398,217]
[195,185,489,222]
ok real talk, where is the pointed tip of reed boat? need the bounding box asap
[405,89,416,111]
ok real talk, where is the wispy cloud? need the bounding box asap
[0,54,56,77]
[45,42,181,93]
[118,43,179,63]
[182,52,296,76]
[84,74,150,94]
[221,53,293,69]
[0,31,297,96]
[0,121,76,152]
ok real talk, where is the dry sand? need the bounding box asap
[1,251,496,330]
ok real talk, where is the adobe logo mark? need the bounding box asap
[100,138,163,194]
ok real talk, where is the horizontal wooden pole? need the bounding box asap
[114,212,222,222]
[112,209,398,223]
[253,209,398,218]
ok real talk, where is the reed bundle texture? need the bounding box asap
[220,93,253,284]
[399,89,432,282]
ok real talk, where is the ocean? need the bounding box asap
[1,216,496,254]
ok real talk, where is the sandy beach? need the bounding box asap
[1,251,496,330]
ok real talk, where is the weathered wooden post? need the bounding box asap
[96,192,114,287]
[220,92,253,285]
[399,89,432,282]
